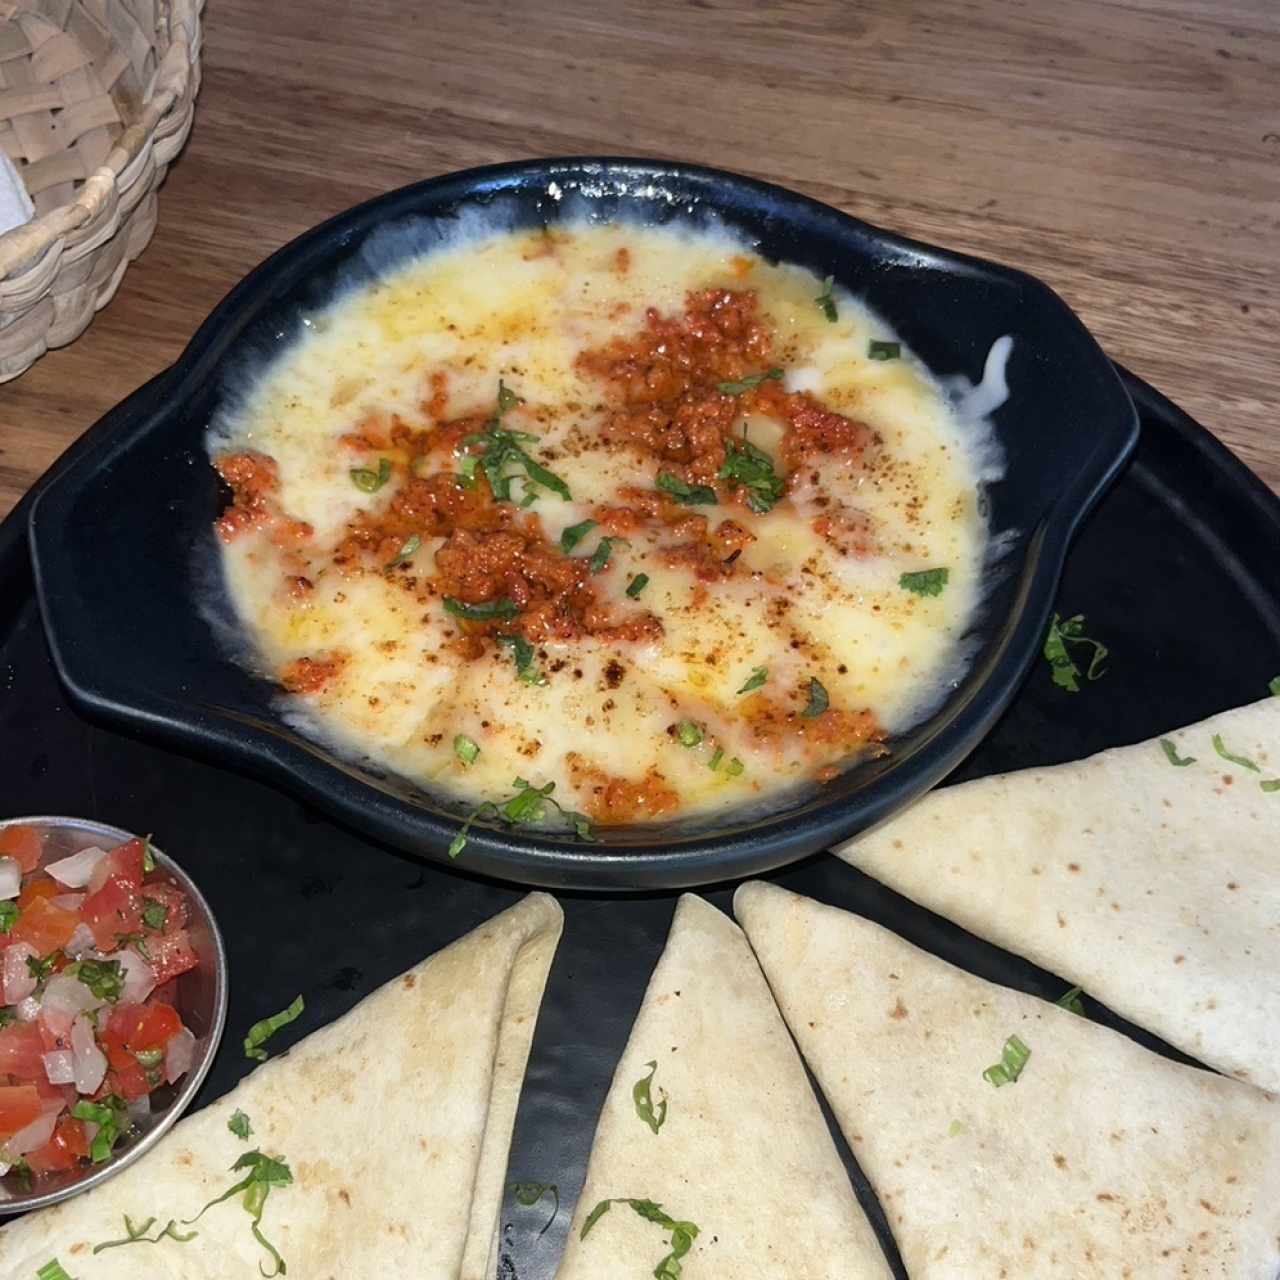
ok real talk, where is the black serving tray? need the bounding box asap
[2,369,1278,1276]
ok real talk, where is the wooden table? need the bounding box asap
[2,0,1277,516]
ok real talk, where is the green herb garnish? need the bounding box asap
[708,748,724,771]
[75,958,125,1003]
[868,339,901,361]
[737,666,768,695]
[443,596,521,623]
[142,837,157,874]
[496,633,548,686]
[92,1214,197,1254]
[72,1095,130,1163]
[244,995,305,1062]
[633,1060,668,1135]
[800,678,829,719]
[560,519,598,553]
[1043,613,1108,693]
[36,1261,74,1280]
[386,533,422,569]
[461,380,571,504]
[12,1156,32,1191]
[184,1150,293,1278]
[626,573,650,599]
[724,756,745,777]
[1212,733,1260,773]
[0,1006,17,1029]
[716,367,783,395]
[1056,986,1085,1016]
[350,457,391,494]
[1160,739,1195,767]
[816,275,837,323]
[656,472,718,506]
[134,1047,163,1070]
[717,437,785,514]
[229,1110,253,1141]
[26,952,57,983]
[0,901,18,933]
[676,721,704,748]
[141,898,168,931]
[899,567,949,597]
[982,1034,1031,1087]
[510,1181,560,1235]
[449,779,594,859]
[590,537,629,574]
[1261,779,1280,793]
[581,1198,700,1279]
[1269,675,1280,697]
[454,735,480,767]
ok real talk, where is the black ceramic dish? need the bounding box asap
[28,158,1138,890]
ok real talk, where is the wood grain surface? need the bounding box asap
[1,0,1277,516]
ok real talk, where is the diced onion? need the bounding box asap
[1,1105,59,1158]
[165,1026,196,1085]
[45,845,108,889]
[42,972,103,1020]
[42,1049,76,1086]
[126,1094,151,1127]
[0,857,19,900]
[70,1014,108,1095]
[49,894,85,913]
[117,949,156,1005]
[64,922,97,960]
[1,943,38,1004]
[15,996,40,1023]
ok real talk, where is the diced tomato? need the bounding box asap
[141,882,191,933]
[0,1084,43,1140]
[9,896,79,956]
[31,1074,75,1107]
[101,1060,151,1102]
[0,826,42,873]
[37,1006,73,1054]
[126,1002,183,1053]
[87,839,146,895]
[0,1023,45,1082]
[80,875,143,950]
[24,1116,90,1174]
[145,927,198,985]
[17,877,61,910]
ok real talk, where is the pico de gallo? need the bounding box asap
[0,825,200,1184]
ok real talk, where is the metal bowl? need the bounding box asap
[0,816,227,1213]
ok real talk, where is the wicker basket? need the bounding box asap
[0,0,203,382]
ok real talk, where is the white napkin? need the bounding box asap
[0,152,34,236]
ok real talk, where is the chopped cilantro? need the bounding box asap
[0,900,18,934]
[141,898,168,931]
[454,735,480,767]
[983,1034,1031,1087]
[244,995,305,1062]
[92,1214,197,1253]
[560,519,597,553]
[1269,675,1280,697]
[656,472,718,506]
[443,596,520,622]
[718,436,785,514]
[184,1150,293,1277]
[496,633,547,685]
[386,533,421,569]
[75,958,125,1003]
[1056,986,1085,1016]
[1043,613,1108,693]
[1261,779,1280,793]
[589,537,629,574]
[36,1261,74,1280]
[800,678,829,719]
[72,1095,129,1163]
[737,666,768,695]
[633,1060,669,1135]
[142,836,157,873]
[229,1110,253,1141]
[626,573,650,598]
[816,275,837,322]
[461,380,571,504]
[449,779,594,859]
[349,457,391,493]
[1212,733,1260,772]
[676,721,704,748]
[868,339,901,360]
[1159,739,1195,767]
[26,952,57,983]
[581,1198,700,1279]
[716,367,783,395]
[899,567,949,597]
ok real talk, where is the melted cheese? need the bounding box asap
[212,223,997,827]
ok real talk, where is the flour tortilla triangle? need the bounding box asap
[834,695,1280,1090]
[0,892,563,1280]
[555,894,891,1280]
[735,881,1280,1277]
